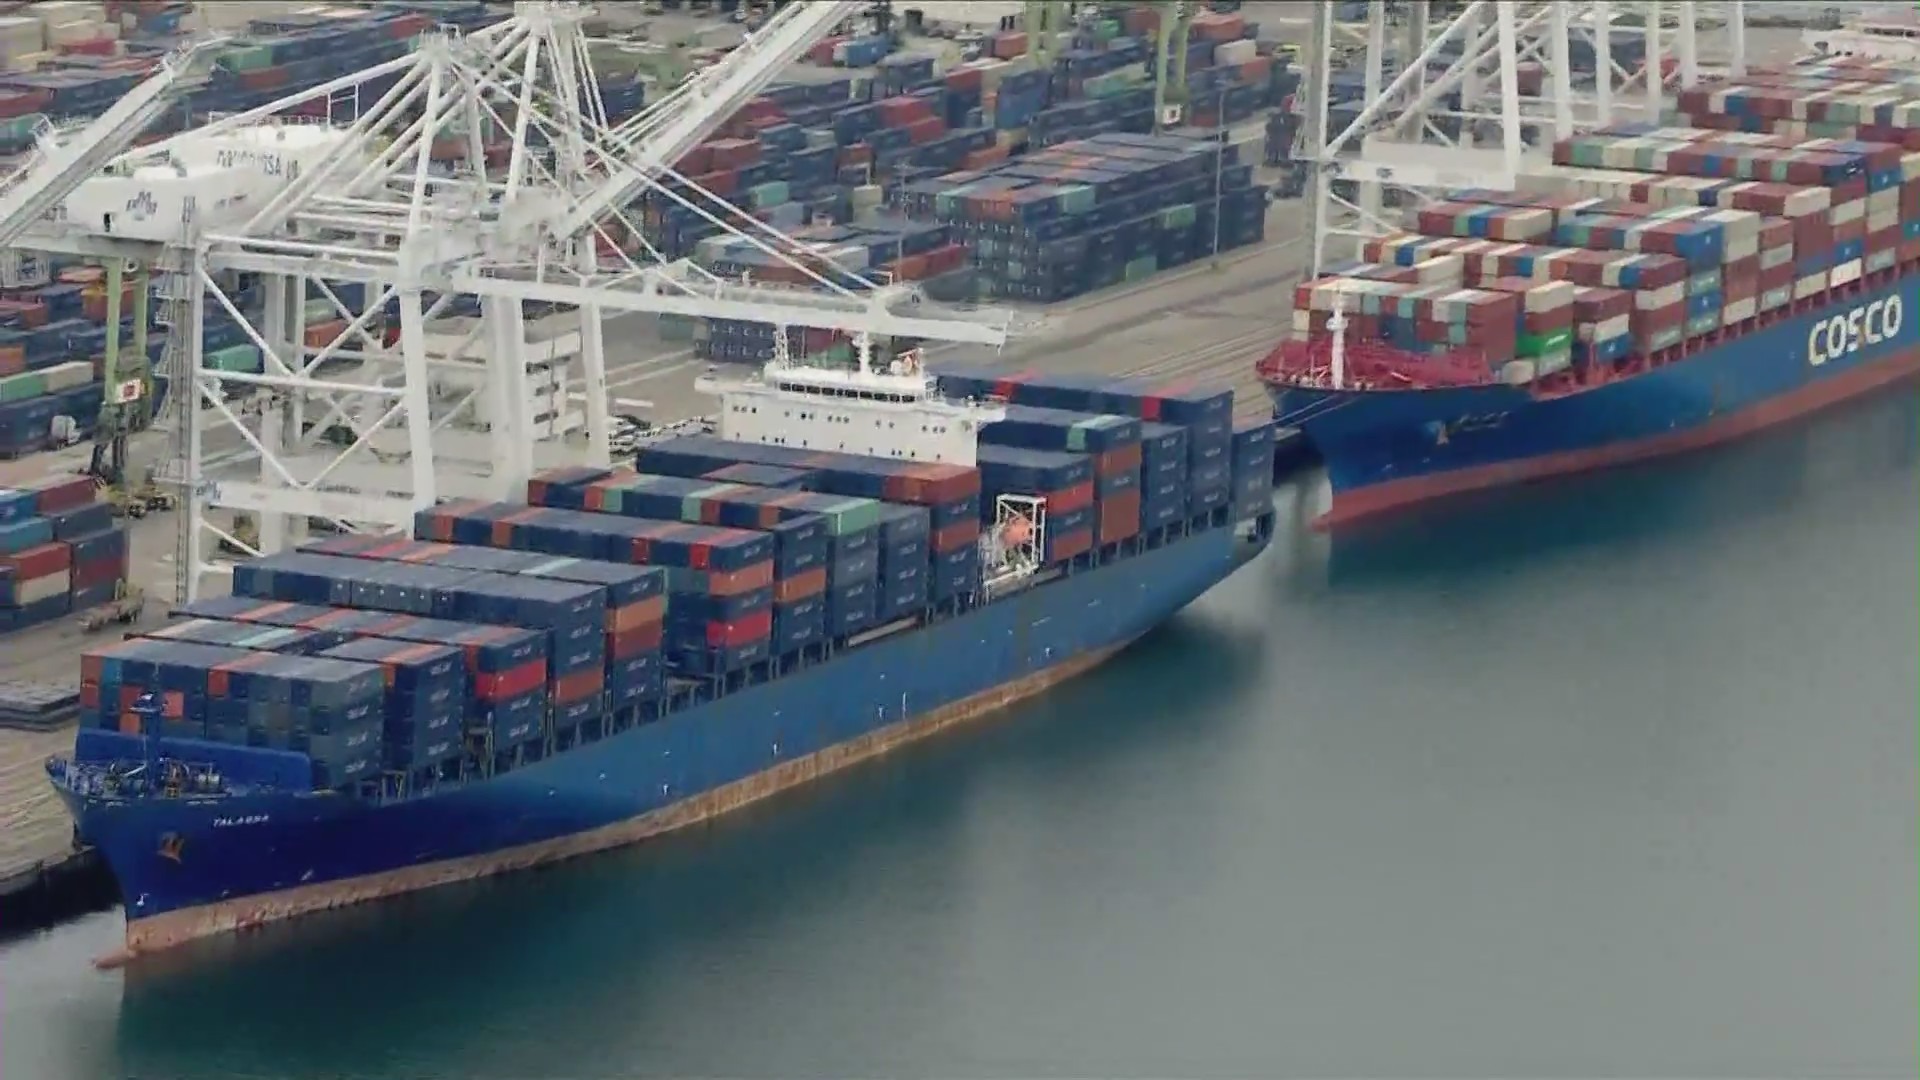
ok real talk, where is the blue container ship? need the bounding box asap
[1264,273,1920,525]
[1258,88,1920,524]
[47,352,1277,963]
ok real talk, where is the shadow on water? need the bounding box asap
[110,608,1268,1077]
[1312,389,1920,589]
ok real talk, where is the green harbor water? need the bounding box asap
[2,392,1915,1079]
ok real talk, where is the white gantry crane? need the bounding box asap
[9,0,1019,603]
[1300,0,1756,277]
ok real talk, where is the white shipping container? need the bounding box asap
[1759,244,1796,271]
[1290,309,1310,333]
[1793,271,1828,300]
[1411,254,1463,286]
[43,360,94,391]
[1900,150,1920,182]
[1829,259,1863,287]
[1577,313,1632,342]
[1212,39,1256,66]
[1866,187,1900,215]
[1828,198,1865,225]
[1722,235,1758,264]
[18,570,70,606]
[1868,208,1901,232]
[1721,297,1757,326]
[1498,359,1536,385]
[1634,282,1685,310]
[46,19,102,46]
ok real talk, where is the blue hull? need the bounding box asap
[1268,276,1920,520]
[63,522,1268,954]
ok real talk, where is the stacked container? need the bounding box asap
[978,404,1144,548]
[0,473,128,634]
[410,503,775,680]
[933,366,1261,526]
[630,436,986,608]
[78,638,385,790]
[899,133,1268,303]
[168,593,552,770]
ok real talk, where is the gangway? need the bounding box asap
[0,36,228,251]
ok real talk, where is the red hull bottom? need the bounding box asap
[1315,346,1920,530]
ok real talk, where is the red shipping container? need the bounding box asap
[1096,491,1141,545]
[1045,480,1095,515]
[19,474,93,516]
[705,607,772,648]
[691,169,739,197]
[706,138,761,170]
[677,144,714,175]
[1901,239,1920,264]
[991,31,1028,59]
[1833,217,1866,245]
[0,300,47,329]
[73,554,123,591]
[59,37,117,56]
[1631,301,1687,335]
[1868,225,1901,254]
[903,115,946,144]
[6,542,69,579]
[304,319,349,349]
[238,66,289,93]
[961,145,1009,169]
[877,96,932,126]
[1571,286,1632,321]
[609,595,667,632]
[609,620,664,659]
[553,666,604,705]
[1048,528,1095,564]
[1723,272,1758,303]
[838,143,874,168]
[1094,443,1142,477]
[774,566,827,603]
[944,66,983,93]
[931,518,980,553]
[1758,261,1797,292]
[475,658,547,701]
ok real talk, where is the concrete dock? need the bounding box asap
[0,190,1313,930]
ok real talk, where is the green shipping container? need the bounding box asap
[302,298,336,323]
[1515,328,1574,358]
[1055,184,1096,215]
[218,45,276,72]
[0,371,45,403]
[806,495,883,536]
[749,180,790,209]
[206,343,262,373]
[1123,255,1158,282]
[1064,415,1131,453]
[1159,203,1197,230]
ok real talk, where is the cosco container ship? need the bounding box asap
[1260,55,1920,524]
[46,349,1277,963]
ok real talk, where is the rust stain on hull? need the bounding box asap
[108,641,1133,965]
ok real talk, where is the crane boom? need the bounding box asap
[0,36,227,250]
[554,0,862,239]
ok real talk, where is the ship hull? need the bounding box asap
[1268,277,1920,526]
[65,524,1263,961]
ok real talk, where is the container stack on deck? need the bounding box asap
[73,373,1272,794]
[0,473,130,634]
[1274,55,1920,387]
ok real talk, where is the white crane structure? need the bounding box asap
[7,0,1022,604]
[1300,0,1757,277]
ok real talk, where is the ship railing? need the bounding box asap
[1255,338,1497,390]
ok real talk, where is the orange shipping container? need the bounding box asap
[304,319,348,349]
